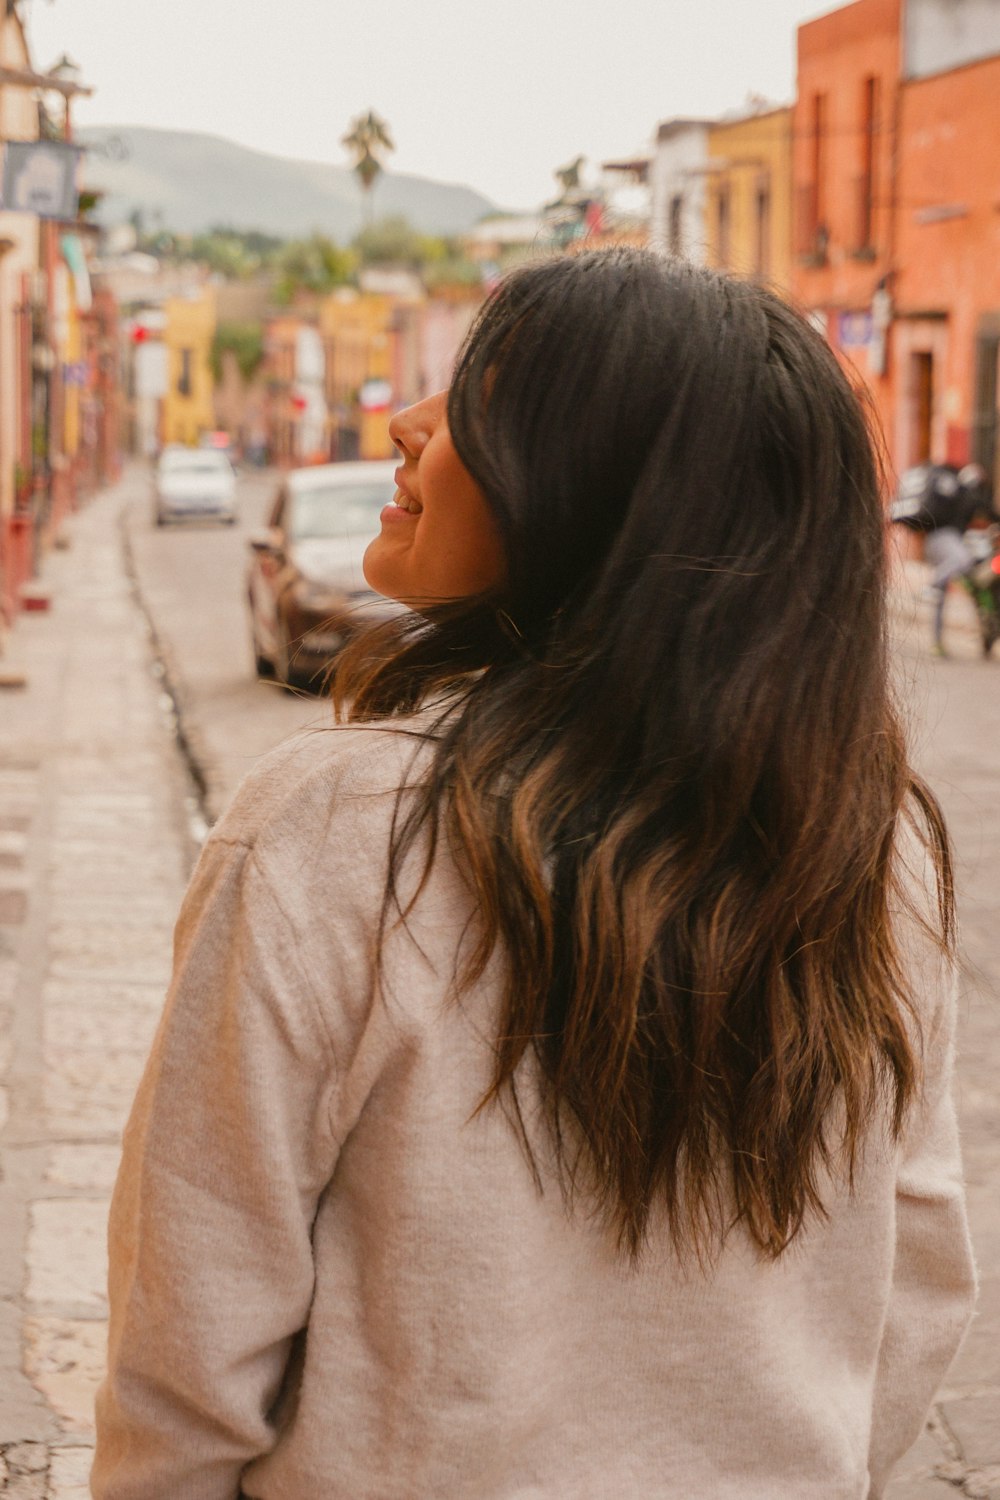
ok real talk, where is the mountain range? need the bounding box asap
[77,125,501,240]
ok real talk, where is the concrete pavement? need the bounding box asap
[0,467,997,1494]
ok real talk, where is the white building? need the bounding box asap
[649,118,712,264]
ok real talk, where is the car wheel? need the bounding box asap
[248,593,276,679]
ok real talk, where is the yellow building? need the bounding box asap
[0,4,41,524]
[704,106,793,293]
[162,289,216,446]
[320,290,397,460]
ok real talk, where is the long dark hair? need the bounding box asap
[333,248,953,1259]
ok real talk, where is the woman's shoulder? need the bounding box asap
[207,714,439,861]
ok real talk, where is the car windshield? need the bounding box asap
[290,483,391,541]
[159,451,231,476]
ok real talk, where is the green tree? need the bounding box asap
[209,323,266,385]
[351,216,482,290]
[341,110,394,227]
[189,226,285,279]
[352,215,435,267]
[273,234,357,303]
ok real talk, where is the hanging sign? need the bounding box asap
[1,141,81,221]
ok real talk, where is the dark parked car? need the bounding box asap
[247,461,401,689]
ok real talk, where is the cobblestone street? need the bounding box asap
[0,472,997,1495]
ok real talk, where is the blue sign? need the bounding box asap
[838,312,873,348]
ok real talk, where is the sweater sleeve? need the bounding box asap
[92,833,343,1500]
[867,962,978,1497]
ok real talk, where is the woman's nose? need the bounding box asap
[389,393,445,461]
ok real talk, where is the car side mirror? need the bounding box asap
[249,527,283,555]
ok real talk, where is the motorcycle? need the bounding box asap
[961,525,1000,657]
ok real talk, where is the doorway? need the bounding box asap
[972,332,999,495]
[910,351,934,465]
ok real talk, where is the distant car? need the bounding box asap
[246,461,403,689]
[154,447,237,526]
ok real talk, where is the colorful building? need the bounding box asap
[792,0,902,456]
[161,288,216,446]
[704,105,793,291]
[649,119,711,263]
[791,0,1000,486]
[0,4,42,618]
[892,8,1000,478]
[320,291,394,461]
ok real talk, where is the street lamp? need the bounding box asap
[45,54,83,138]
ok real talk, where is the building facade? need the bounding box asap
[792,0,1000,487]
[161,288,216,446]
[0,4,41,618]
[893,4,1000,478]
[704,106,793,291]
[792,0,902,459]
[649,119,711,263]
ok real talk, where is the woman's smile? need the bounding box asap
[364,390,506,606]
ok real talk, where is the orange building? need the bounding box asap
[792,0,902,455]
[792,0,1000,489]
[893,47,1000,477]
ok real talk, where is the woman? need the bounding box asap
[93,250,975,1499]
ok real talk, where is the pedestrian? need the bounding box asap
[92,249,976,1500]
[891,460,996,655]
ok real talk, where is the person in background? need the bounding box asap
[93,250,975,1500]
[892,460,996,655]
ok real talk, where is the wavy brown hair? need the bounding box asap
[333,248,953,1260]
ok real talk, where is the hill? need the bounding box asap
[77,125,499,240]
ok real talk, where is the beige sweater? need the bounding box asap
[92,723,976,1500]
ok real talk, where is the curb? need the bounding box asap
[117,497,216,845]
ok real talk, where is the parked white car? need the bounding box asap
[154,447,237,526]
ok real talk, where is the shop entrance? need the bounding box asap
[972,328,999,494]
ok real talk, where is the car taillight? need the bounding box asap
[991,556,1000,577]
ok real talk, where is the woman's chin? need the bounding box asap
[362,539,398,602]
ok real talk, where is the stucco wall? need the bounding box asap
[705,108,793,292]
[0,11,40,520]
[650,122,710,264]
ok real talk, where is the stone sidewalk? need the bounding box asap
[0,479,195,1493]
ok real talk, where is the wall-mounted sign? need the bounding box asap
[1,141,82,222]
[838,312,873,348]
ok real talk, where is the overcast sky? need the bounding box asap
[24,0,833,211]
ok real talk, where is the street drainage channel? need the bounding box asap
[119,500,211,857]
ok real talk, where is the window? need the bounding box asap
[755,180,771,277]
[858,76,879,253]
[811,92,826,237]
[668,194,683,256]
[797,92,828,261]
[178,348,192,398]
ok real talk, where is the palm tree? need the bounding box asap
[341,110,395,227]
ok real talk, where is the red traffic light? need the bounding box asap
[131,324,149,344]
